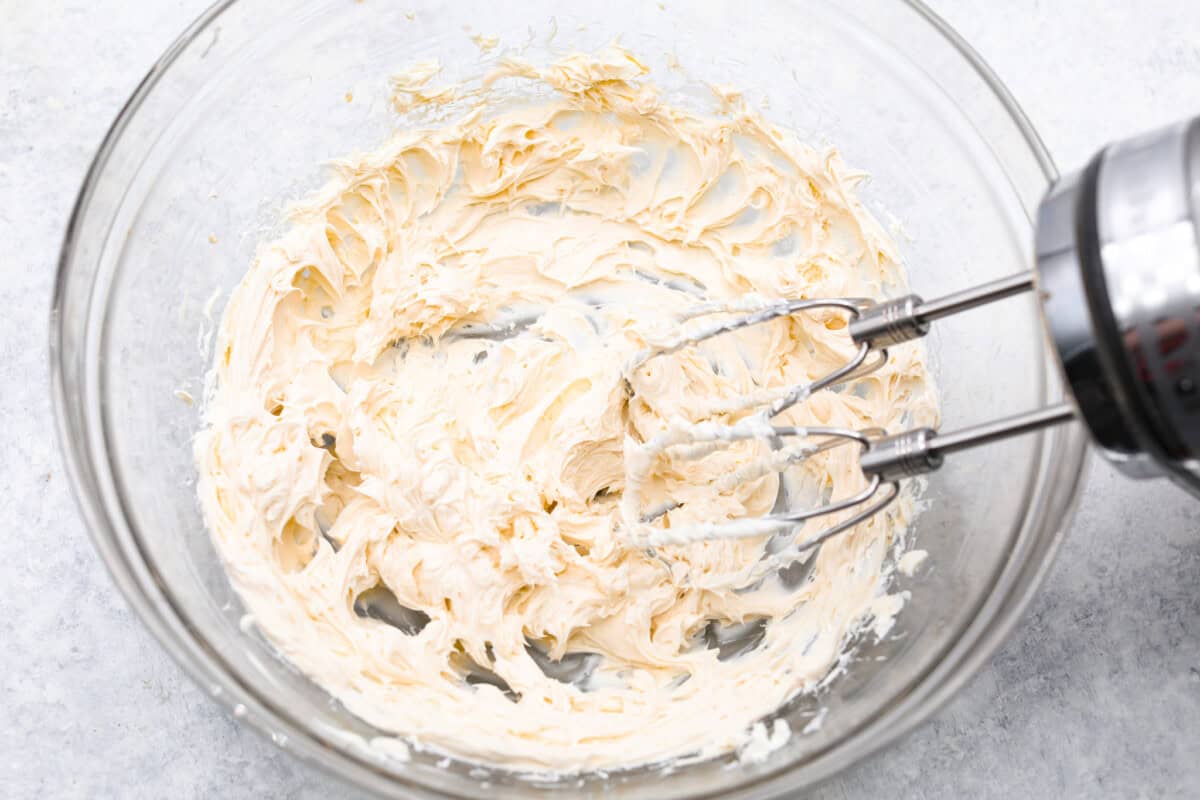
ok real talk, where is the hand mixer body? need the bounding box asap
[1038,115,1200,495]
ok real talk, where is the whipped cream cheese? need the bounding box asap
[196,45,936,772]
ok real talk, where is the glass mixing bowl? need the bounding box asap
[52,0,1089,796]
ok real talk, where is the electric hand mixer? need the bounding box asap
[625,116,1200,552]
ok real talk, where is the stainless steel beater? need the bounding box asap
[629,115,1200,552]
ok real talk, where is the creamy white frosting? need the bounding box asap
[196,45,936,772]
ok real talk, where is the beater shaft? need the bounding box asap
[849,271,1035,349]
[860,402,1075,482]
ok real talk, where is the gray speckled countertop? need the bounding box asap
[3,1,1199,797]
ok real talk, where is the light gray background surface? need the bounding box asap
[3,1,1199,797]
